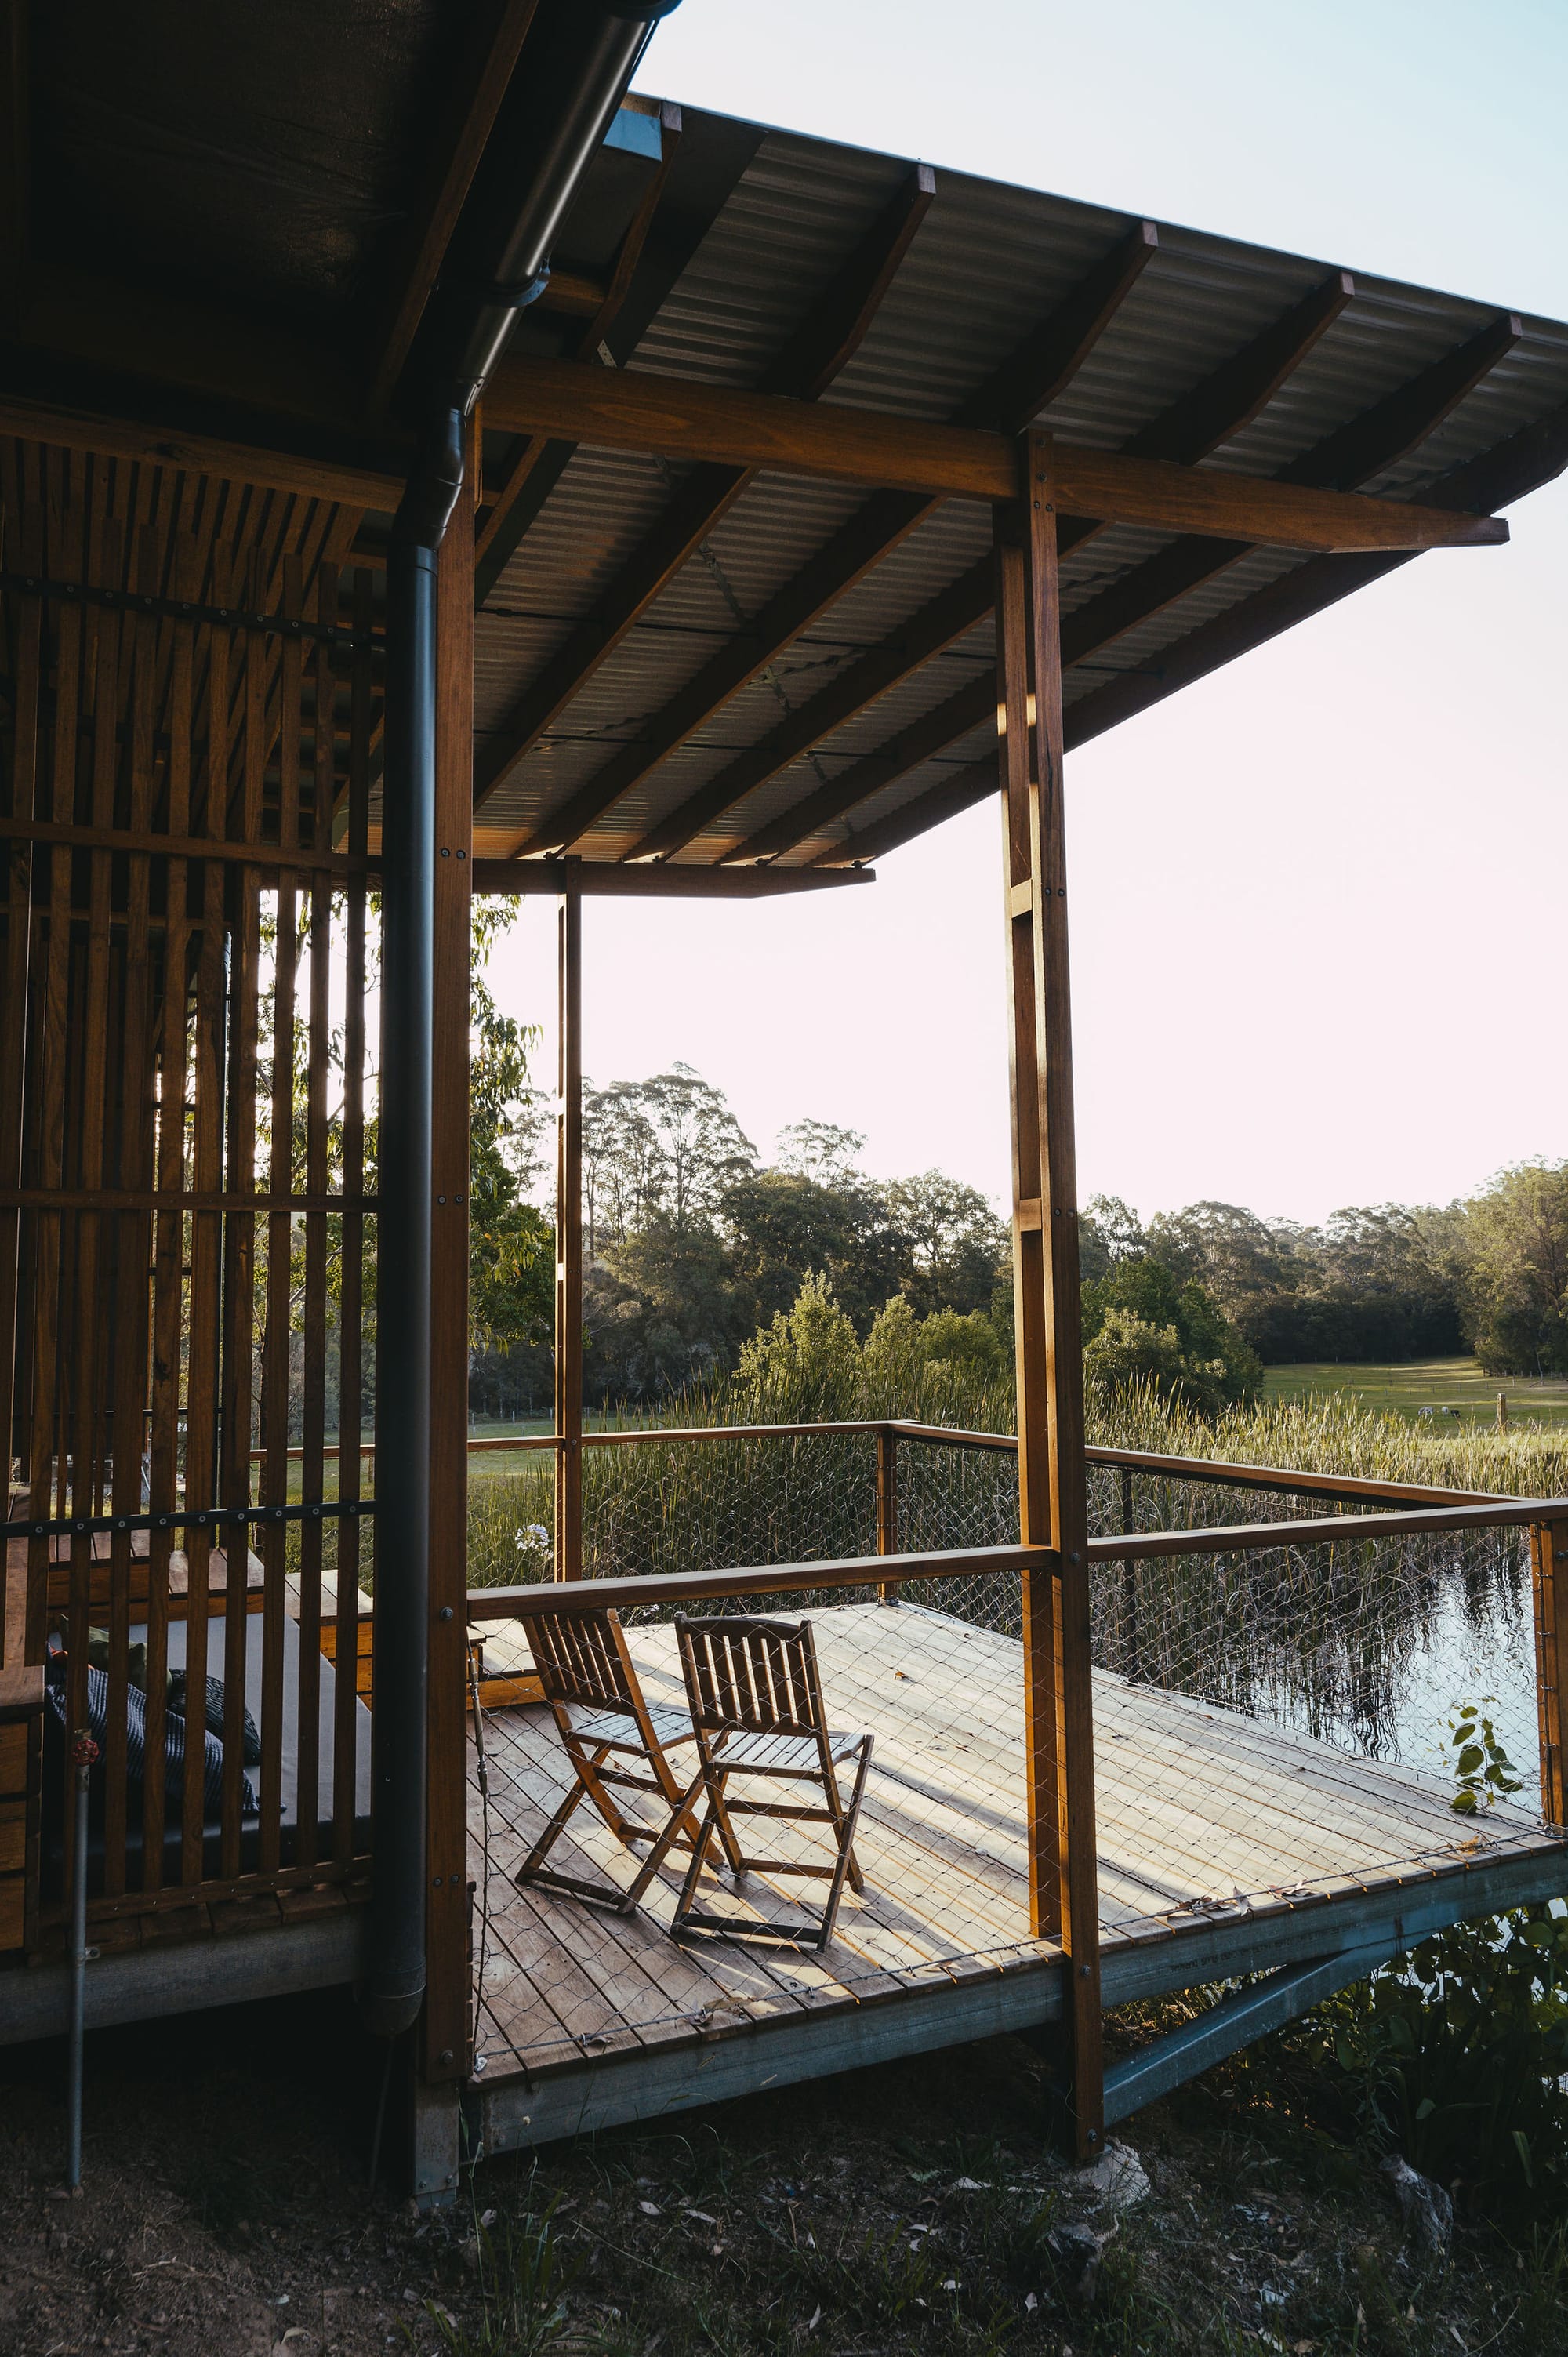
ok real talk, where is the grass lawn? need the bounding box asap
[1262,1355,1568,1429]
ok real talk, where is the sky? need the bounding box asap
[485,0,1568,1229]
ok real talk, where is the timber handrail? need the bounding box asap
[264,1415,1519,1511]
[466,1542,1060,1619]
[1084,1498,1568,1561]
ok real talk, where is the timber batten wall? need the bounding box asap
[0,439,383,1961]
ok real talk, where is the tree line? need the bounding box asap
[465,1001,1568,1413]
[1093,1174,1568,1381]
[469,1065,1011,1411]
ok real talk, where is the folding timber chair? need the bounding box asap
[517,1606,742,1915]
[670,1614,873,1952]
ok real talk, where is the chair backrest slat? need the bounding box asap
[528,1607,640,1712]
[674,1614,822,1740]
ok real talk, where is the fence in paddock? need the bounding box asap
[463,1420,1568,2022]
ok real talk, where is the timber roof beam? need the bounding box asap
[481,354,1508,545]
[471,104,684,593]
[365,0,546,413]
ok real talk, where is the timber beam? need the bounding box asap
[0,390,403,511]
[469,858,874,896]
[482,358,1507,549]
[365,0,546,410]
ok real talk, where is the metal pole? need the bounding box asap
[66,1728,98,2190]
[363,412,461,2041]
[554,873,583,1580]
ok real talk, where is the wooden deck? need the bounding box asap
[467,1602,1566,2148]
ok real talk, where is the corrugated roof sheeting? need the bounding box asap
[476,103,1568,863]
[633,133,914,390]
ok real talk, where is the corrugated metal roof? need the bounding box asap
[476,101,1568,866]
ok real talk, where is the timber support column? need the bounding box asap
[554,866,583,1580]
[996,429,1104,2157]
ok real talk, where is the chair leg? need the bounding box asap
[815,1738,874,1949]
[671,1763,729,1935]
[516,1744,610,1883]
[623,1766,709,1908]
[706,1765,746,1878]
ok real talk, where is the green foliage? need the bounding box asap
[1438,1160,1568,1375]
[1082,1256,1261,1411]
[722,1166,906,1333]
[426,2200,579,2356]
[1145,1197,1462,1365]
[1449,1699,1524,1816]
[467,904,552,1357]
[1316,1908,1568,2220]
[564,1068,1011,1404]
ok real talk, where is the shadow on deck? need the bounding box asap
[466,1601,1565,2150]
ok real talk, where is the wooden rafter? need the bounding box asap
[808,754,995,868]
[768,313,1523,867]
[0,393,401,511]
[1062,391,1568,751]
[707,274,1356,864]
[809,383,1568,874]
[471,161,937,815]
[745,674,995,866]
[506,222,1159,855]
[366,0,544,411]
[632,554,994,861]
[1054,311,1523,681]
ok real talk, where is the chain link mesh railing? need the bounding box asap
[464,1424,1562,2057]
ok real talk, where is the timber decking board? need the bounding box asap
[470,1603,1563,2082]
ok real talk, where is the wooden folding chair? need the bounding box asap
[670,1613,873,1951]
[517,1606,742,1914]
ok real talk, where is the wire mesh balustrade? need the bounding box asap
[464,1419,1566,2036]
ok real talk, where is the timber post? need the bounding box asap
[876,1424,900,1600]
[1531,1518,1567,1826]
[554,865,584,1581]
[996,430,1104,2157]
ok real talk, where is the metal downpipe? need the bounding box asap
[363,410,463,2039]
[362,0,683,2048]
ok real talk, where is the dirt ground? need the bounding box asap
[1,1988,1563,2357]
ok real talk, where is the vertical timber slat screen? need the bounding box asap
[0,438,380,1950]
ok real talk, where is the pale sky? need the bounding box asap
[487,0,1568,1229]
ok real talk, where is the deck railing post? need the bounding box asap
[996,432,1104,2158]
[1530,1518,1566,1825]
[876,1424,900,1601]
[554,866,583,1581]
